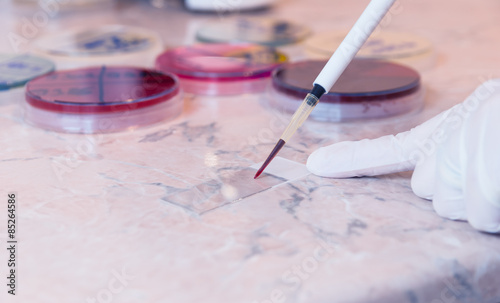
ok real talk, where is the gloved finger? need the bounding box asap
[463,96,500,233]
[307,80,500,179]
[306,135,413,178]
[431,126,467,220]
[410,148,437,200]
[307,106,455,178]
[466,174,500,233]
[411,104,464,200]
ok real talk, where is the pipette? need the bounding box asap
[254,0,396,179]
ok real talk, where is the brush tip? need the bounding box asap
[253,163,267,179]
[253,139,286,180]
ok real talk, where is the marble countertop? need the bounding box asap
[1,0,500,302]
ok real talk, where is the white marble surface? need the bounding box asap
[1,0,500,302]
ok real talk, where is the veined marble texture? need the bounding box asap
[1,0,500,302]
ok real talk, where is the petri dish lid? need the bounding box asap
[185,0,276,11]
[272,59,421,103]
[0,54,55,91]
[13,0,115,11]
[196,18,310,46]
[304,30,435,70]
[155,43,287,81]
[33,25,164,69]
[25,66,180,114]
[35,25,159,57]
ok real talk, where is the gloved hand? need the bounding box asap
[306,79,500,233]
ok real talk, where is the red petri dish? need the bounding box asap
[269,59,424,121]
[155,43,287,95]
[24,66,183,133]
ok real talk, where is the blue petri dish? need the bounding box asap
[34,25,163,69]
[196,18,310,46]
[0,54,55,91]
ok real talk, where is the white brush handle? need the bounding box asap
[313,0,396,92]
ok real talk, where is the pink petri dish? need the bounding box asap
[24,66,183,133]
[155,43,287,96]
[269,59,424,122]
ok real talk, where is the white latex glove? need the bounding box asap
[307,80,500,233]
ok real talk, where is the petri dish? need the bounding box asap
[0,54,55,91]
[184,0,275,12]
[13,0,115,11]
[304,30,435,71]
[155,43,287,95]
[12,0,116,13]
[196,18,310,46]
[268,59,424,122]
[24,66,183,133]
[34,25,163,69]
